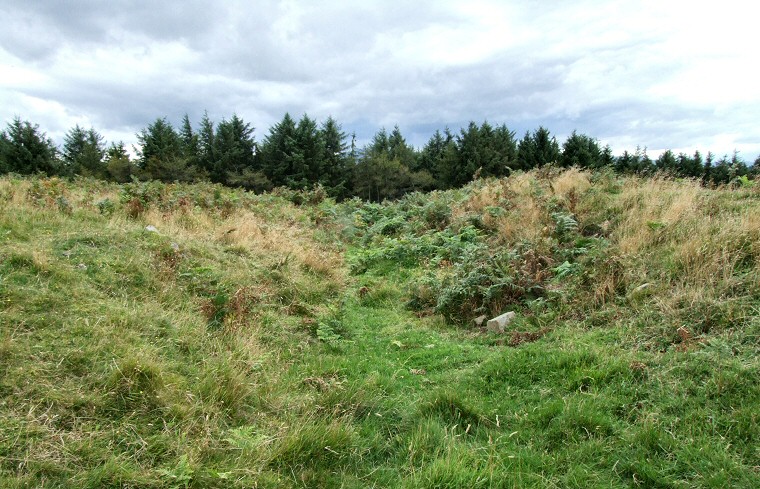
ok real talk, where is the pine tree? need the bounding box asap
[561,131,601,168]
[422,128,460,189]
[730,150,748,180]
[319,116,350,199]
[516,131,535,171]
[532,126,560,166]
[215,114,258,188]
[457,121,485,183]
[105,142,136,183]
[655,149,677,174]
[435,128,461,189]
[634,146,654,174]
[683,150,703,178]
[388,125,417,169]
[600,145,615,167]
[295,114,323,188]
[419,129,446,185]
[751,155,760,178]
[475,121,500,177]
[0,117,59,176]
[137,117,198,182]
[179,114,199,164]
[703,152,714,185]
[711,155,731,185]
[517,127,560,169]
[260,113,298,188]
[197,112,217,180]
[62,125,106,178]
[492,124,517,175]
[615,150,634,174]
[367,127,390,157]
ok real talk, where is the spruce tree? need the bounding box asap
[655,149,677,174]
[260,113,298,188]
[179,114,200,165]
[516,131,535,171]
[62,125,106,178]
[137,117,198,182]
[561,131,601,168]
[197,112,217,180]
[216,114,258,188]
[105,142,136,183]
[532,126,560,166]
[295,114,323,188]
[0,117,59,176]
[319,116,350,199]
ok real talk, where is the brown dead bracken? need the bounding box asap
[508,327,551,347]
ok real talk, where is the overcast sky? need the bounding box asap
[1,0,758,159]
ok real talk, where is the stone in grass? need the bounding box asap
[474,315,488,327]
[145,225,159,233]
[487,311,516,333]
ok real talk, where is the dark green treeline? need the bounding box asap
[1,114,758,201]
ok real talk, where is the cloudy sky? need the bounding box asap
[1,0,758,159]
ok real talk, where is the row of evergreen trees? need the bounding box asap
[1,114,758,201]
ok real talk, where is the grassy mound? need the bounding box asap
[1,170,758,487]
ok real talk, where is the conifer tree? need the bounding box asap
[600,145,615,167]
[295,114,323,188]
[0,117,59,176]
[179,114,199,164]
[561,131,601,168]
[105,142,136,183]
[655,149,677,174]
[260,113,298,188]
[137,117,199,182]
[215,114,258,188]
[532,126,561,166]
[197,111,217,180]
[319,116,350,199]
[703,152,714,185]
[62,125,106,178]
[516,131,534,171]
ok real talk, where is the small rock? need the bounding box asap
[474,315,487,327]
[145,225,159,233]
[76,263,87,270]
[487,311,516,333]
[170,242,180,251]
[628,283,654,301]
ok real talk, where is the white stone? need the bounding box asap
[487,311,516,333]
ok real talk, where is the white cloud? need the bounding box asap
[1,0,758,159]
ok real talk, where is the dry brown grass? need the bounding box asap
[551,167,592,200]
[455,174,548,243]
[139,205,345,286]
[612,177,701,255]
[579,173,760,325]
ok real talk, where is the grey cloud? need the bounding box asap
[1,0,757,157]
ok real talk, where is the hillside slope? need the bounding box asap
[0,170,758,488]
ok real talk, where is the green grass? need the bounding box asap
[1,172,759,487]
